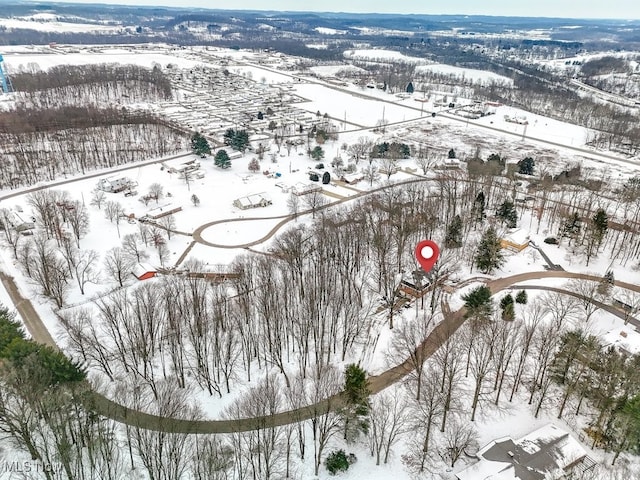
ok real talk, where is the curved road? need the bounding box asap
[3,266,638,433]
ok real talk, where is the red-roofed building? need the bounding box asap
[132,263,157,281]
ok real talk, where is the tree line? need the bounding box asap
[0,107,188,188]
[11,63,172,107]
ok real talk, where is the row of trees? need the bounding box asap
[12,63,173,109]
[0,187,179,308]
[0,60,186,189]
[0,112,188,189]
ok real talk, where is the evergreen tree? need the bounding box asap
[499,294,514,310]
[191,132,211,157]
[584,209,608,265]
[325,450,350,475]
[223,129,250,152]
[0,306,24,353]
[342,364,370,443]
[0,306,85,385]
[311,146,325,161]
[517,157,535,175]
[502,301,515,321]
[497,199,518,228]
[475,226,504,274]
[608,395,640,463]
[445,214,463,248]
[598,270,614,296]
[448,148,456,159]
[406,81,414,93]
[214,149,231,169]
[515,290,528,304]
[560,212,581,242]
[472,191,486,224]
[461,285,493,319]
[591,208,608,249]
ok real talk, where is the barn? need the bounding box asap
[132,263,157,281]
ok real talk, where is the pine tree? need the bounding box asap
[591,208,608,249]
[560,212,581,243]
[517,157,535,175]
[342,364,370,443]
[475,226,504,274]
[448,148,456,159]
[214,149,231,169]
[311,146,324,161]
[585,209,608,266]
[502,301,515,321]
[223,129,250,151]
[406,81,414,93]
[445,214,463,248]
[497,199,518,228]
[515,290,528,304]
[472,192,486,224]
[499,294,514,310]
[191,132,211,157]
[461,285,493,319]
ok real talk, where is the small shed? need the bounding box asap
[146,204,182,220]
[132,263,157,281]
[340,173,364,185]
[500,228,530,252]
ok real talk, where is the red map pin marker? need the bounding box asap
[415,240,440,273]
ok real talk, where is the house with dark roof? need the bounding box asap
[456,424,594,480]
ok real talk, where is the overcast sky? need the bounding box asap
[64,0,640,20]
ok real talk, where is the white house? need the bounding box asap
[233,193,272,210]
[291,182,322,196]
[97,176,132,193]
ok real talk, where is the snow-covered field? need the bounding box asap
[0,17,128,33]
[416,63,514,85]
[3,49,205,73]
[344,48,428,64]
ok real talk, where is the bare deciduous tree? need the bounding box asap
[438,417,479,468]
[90,189,106,210]
[368,386,408,465]
[103,247,134,287]
[159,214,176,240]
[303,191,327,218]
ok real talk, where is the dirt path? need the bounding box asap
[0,271,57,348]
[506,284,639,327]
[191,176,435,249]
[3,266,637,433]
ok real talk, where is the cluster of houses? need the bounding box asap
[155,61,319,140]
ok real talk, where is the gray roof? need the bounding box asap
[481,432,574,480]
